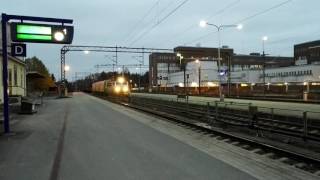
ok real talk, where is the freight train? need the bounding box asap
[92,76,130,96]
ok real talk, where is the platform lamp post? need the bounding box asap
[177,53,186,95]
[195,59,201,95]
[64,65,70,93]
[132,55,144,92]
[200,20,242,101]
[262,36,268,97]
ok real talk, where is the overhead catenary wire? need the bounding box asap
[183,0,294,45]
[122,0,161,43]
[125,0,176,45]
[157,0,241,46]
[233,0,293,24]
[129,0,190,46]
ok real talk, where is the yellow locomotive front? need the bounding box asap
[113,77,130,95]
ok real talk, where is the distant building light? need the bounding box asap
[267,83,271,85]
[191,82,198,87]
[284,82,288,85]
[251,83,255,86]
[178,83,184,87]
[207,82,218,87]
[311,82,320,86]
[303,82,308,86]
[240,83,248,87]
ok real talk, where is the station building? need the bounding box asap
[149,44,320,99]
[0,52,27,103]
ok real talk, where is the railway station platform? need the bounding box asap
[1,92,319,180]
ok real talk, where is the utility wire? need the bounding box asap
[125,0,176,45]
[158,0,241,46]
[129,0,190,46]
[184,0,294,45]
[156,0,177,22]
[234,0,293,24]
[123,0,161,43]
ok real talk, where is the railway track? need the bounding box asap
[95,94,320,177]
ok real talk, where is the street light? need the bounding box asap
[132,55,144,92]
[199,20,207,28]
[177,53,186,95]
[199,20,242,101]
[262,36,268,97]
[195,59,201,95]
[64,65,70,71]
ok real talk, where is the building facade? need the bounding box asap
[149,52,179,88]
[149,45,320,99]
[0,53,26,103]
[294,40,320,65]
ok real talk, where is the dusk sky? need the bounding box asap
[2,0,320,80]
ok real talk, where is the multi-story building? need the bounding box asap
[149,46,293,88]
[149,52,179,88]
[149,45,320,99]
[294,40,320,65]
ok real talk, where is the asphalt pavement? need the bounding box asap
[0,92,256,180]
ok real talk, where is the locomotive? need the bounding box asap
[92,76,130,96]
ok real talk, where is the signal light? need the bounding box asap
[54,31,65,41]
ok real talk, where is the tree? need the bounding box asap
[51,74,56,82]
[26,56,50,76]
[25,56,55,91]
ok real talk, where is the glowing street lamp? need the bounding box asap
[199,20,243,101]
[177,53,186,95]
[195,59,201,94]
[64,65,70,71]
[199,20,207,28]
[262,36,268,41]
[262,36,268,97]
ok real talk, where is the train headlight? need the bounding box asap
[117,77,125,83]
[123,86,129,92]
[115,86,121,93]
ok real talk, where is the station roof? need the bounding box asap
[233,54,294,66]
[0,50,26,65]
[294,40,320,48]
[26,71,46,79]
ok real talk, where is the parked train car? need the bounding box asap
[92,76,130,96]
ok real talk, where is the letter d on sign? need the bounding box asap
[11,43,26,57]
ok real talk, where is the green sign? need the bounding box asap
[10,23,74,44]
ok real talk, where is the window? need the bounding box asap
[8,69,12,86]
[14,65,18,86]
[21,67,24,87]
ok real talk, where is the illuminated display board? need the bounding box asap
[10,23,74,44]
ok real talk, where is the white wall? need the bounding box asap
[165,61,320,87]
[0,56,26,103]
